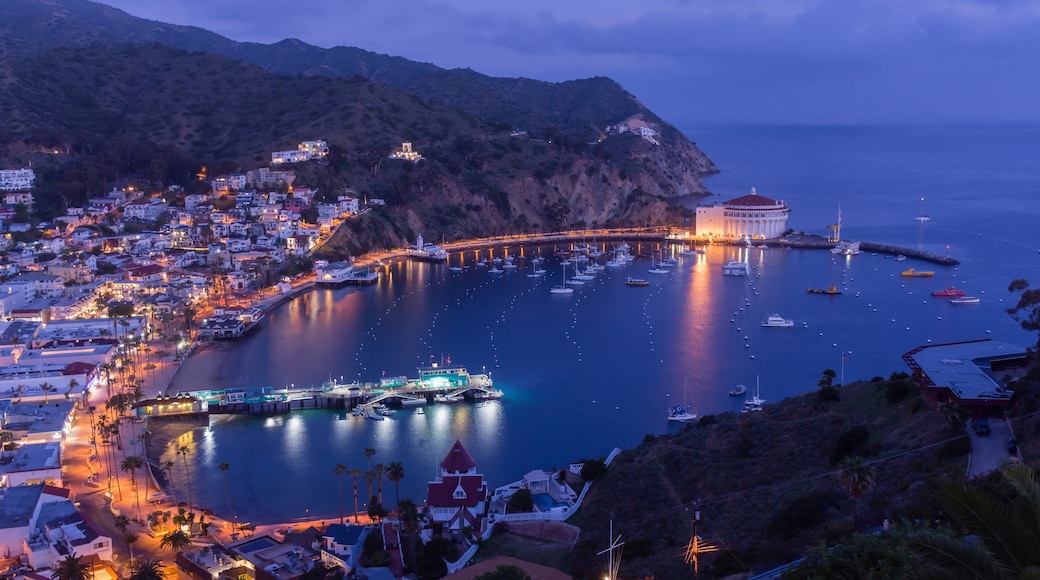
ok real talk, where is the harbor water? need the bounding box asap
[160,124,1040,524]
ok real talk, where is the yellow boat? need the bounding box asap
[900,268,935,277]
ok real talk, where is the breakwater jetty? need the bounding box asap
[772,234,960,265]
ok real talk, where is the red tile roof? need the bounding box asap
[439,439,477,473]
[427,475,487,508]
[724,193,783,207]
[43,484,71,498]
[64,361,97,376]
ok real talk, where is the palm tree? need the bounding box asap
[387,461,405,508]
[333,464,347,524]
[364,447,376,471]
[364,470,375,511]
[0,430,13,461]
[348,468,362,524]
[177,445,193,521]
[219,462,236,536]
[838,456,876,530]
[128,558,168,580]
[375,463,385,506]
[159,529,192,552]
[124,531,139,566]
[114,515,130,533]
[398,498,421,572]
[121,455,144,521]
[53,553,91,580]
[908,465,1040,578]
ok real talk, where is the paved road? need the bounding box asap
[967,417,1018,479]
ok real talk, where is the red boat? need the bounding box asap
[932,287,966,297]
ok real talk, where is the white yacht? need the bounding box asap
[761,314,794,327]
[722,261,750,276]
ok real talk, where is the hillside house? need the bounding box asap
[426,440,489,537]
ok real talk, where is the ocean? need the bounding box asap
[160,124,1040,524]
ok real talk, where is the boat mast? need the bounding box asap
[597,515,624,580]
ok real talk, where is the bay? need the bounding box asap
[161,124,1040,524]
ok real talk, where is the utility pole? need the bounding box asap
[685,499,719,575]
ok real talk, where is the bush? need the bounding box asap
[765,491,836,538]
[937,436,971,459]
[829,425,871,465]
[885,378,914,404]
[507,489,533,513]
[817,385,841,403]
[580,458,607,482]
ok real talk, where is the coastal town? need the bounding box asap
[0,131,1000,580]
[0,137,644,580]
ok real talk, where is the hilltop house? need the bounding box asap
[426,440,489,537]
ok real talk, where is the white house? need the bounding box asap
[26,498,113,569]
[0,169,35,192]
[271,150,311,164]
[319,524,370,573]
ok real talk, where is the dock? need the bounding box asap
[169,365,501,418]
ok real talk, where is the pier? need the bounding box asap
[169,365,501,418]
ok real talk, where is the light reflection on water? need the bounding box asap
[159,125,1040,524]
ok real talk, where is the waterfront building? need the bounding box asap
[319,524,371,573]
[224,533,320,580]
[0,441,62,487]
[903,339,1025,416]
[695,187,791,240]
[25,496,112,569]
[426,440,489,537]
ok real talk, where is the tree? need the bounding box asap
[364,471,375,512]
[159,529,192,552]
[177,445,194,523]
[333,464,347,524]
[475,564,532,580]
[387,461,405,508]
[121,455,144,521]
[507,489,534,513]
[53,553,91,580]
[817,368,840,402]
[114,514,130,533]
[364,447,376,472]
[938,400,968,433]
[375,463,385,506]
[1008,279,1040,380]
[785,532,922,580]
[349,468,362,524]
[908,465,1040,578]
[580,458,607,482]
[219,461,236,536]
[124,531,139,566]
[0,430,13,460]
[838,456,876,530]
[128,558,168,580]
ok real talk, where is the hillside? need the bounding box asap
[565,375,976,578]
[0,0,717,249]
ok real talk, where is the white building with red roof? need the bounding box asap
[426,440,488,537]
[696,187,790,240]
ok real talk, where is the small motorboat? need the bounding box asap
[625,277,649,287]
[950,296,980,304]
[932,287,966,297]
[901,268,935,277]
[729,384,748,397]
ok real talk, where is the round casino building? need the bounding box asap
[695,187,790,241]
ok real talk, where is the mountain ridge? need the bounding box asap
[0,0,718,253]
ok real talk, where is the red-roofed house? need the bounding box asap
[696,187,790,240]
[427,440,488,537]
[125,264,166,282]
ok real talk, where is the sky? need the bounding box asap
[95,0,1040,125]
